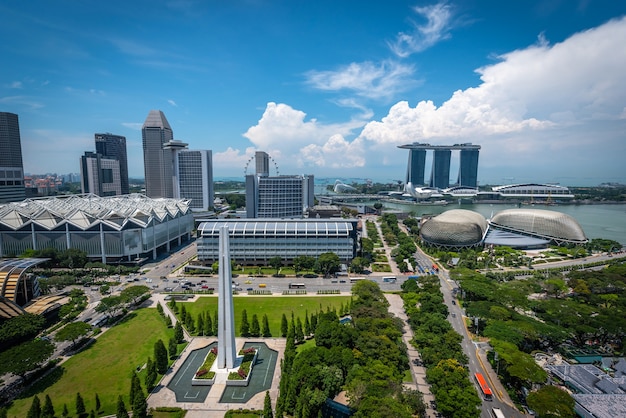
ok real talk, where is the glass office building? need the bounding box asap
[197,219,358,264]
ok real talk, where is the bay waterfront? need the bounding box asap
[381,201,626,246]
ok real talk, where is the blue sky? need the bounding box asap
[1,0,625,186]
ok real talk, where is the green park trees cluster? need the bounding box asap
[401,277,481,418]
[452,263,626,411]
[276,280,424,418]
[95,285,150,319]
[380,213,417,272]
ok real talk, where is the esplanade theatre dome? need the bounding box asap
[489,209,587,245]
[420,209,487,248]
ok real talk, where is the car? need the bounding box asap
[173,279,178,283]
[452,300,456,305]
[339,280,346,283]
[164,287,173,291]
[160,276,167,280]
[451,313,456,318]
[200,279,207,283]
[247,287,253,291]
[83,317,92,323]
[331,280,338,283]
[201,285,208,289]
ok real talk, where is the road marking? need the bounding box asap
[263,353,274,386]
[230,392,246,400]
[174,351,198,386]
[184,391,199,399]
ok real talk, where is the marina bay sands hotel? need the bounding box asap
[398,142,481,190]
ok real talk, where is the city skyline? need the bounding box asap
[1,1,625,186]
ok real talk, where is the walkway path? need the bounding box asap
[385,293,439,418]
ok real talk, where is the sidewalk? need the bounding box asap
[385,293,439,418]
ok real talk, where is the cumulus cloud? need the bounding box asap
[242,102,368,170]
[360,16,626,173]
[388,1,454,58]
[305,61,417,100]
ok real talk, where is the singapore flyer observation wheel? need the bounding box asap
[243,153,280,176]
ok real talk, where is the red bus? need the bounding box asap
[474,372,493,401]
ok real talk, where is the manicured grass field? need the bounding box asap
[175,295,352,337]
[8,308,174,417]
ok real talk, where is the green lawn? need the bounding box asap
[176,295,352,337]
[8,308,174,417]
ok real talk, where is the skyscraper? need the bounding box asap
[95,133,129,194]
[142,110,173,198]
[245,173,314,218]
[0,112,26,203]
[80,151,122,196]
[177,150,214,211]
[398,143,481,194]
[430,149,452,189]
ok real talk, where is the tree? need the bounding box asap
[42,394,55,418]
[55,321,91,347]
[120,285,150,305]
[262,314,271,337]
[27,395,41,418]
[116,395,129,418]
[295,317,304,343]
[145,358,157,391]
[0,313,46,347]
[263,391,273,418]
[240,309,250,337]
[281,313,288,337]
[129,373,142,407]
[196,313,205,336]
[174,321,184,343]
[62,404,69,418]
[168,337,178,359]
[527,385,575,418]
[154,339,168,374]
[0,339,54,378]
[75,393,86,417]
[268,256,283,274]
[95,295,125,317]
[132,390,147,418]
[251,314,260,337]
[204,311,213,336]
[315,252,341,277]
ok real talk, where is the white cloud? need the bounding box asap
[121,122,143,130]
[359,16,626,174]
[305,61,417,100]
[9,81,23,89]
[242,102,369,170]
[168,99,178,107]
[388,1,454,58]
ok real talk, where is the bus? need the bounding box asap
[382,276,396,283]
[491,408,506,418]
[474,372,493,401]
[289,283,306,289]
[350,277,366,283]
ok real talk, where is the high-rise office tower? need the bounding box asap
[0,112,26,203]
[95,133,129,194]
[458,148,480,187]
[142,110,174,198]
[246,173,314,218]
[80,151,122,196]
[399,143,481,193]
[255,151,270,176]
[430,149,452,189]
[176,150,214,211]
[406,148,426,187]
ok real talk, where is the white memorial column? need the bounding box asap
[217,225,236,369]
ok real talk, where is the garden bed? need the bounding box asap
[192,347,217,386]
[226,347,258,387]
